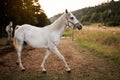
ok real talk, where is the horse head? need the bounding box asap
[9,21,13,26]
[65,9,82,30]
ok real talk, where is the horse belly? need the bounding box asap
[26,39,48,48]
[25,34,48,48]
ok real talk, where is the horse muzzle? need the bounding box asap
[74,23,82,30]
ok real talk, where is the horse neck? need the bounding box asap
[51,13,67,34]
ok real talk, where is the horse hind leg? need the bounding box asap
[41,49,51,73]
[17,40,25,71]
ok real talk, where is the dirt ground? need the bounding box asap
[0,38,119,79]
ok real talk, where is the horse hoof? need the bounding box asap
[21,69,25,72]
[42,71,47,74]
[67,70,71,73]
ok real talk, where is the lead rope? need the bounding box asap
[66,15,75,41]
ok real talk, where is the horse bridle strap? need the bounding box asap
[66,17,77,29]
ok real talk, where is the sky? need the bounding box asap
[39,0,118,18]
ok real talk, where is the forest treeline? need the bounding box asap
[0,0,50,37]
[50,1,120,26]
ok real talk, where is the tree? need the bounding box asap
[36,12,50,27]
[0,0,50,37]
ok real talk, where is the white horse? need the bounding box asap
[6,21,13,41]
[13,10,82,73]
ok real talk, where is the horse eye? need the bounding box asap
[70,17,74,20]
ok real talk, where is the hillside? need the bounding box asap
[50,1,120,26]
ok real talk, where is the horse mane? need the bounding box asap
[51,13,67,30]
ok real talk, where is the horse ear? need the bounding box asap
[65,9,68,14]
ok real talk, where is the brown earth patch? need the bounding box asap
[0,38,114,79]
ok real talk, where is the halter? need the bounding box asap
[65,14,78,29]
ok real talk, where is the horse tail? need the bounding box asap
[13,25,20,51]
[13,37,18,51]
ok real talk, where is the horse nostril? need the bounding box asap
[78,25,82,30]
[80,25,82,29]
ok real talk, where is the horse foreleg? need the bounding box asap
[10,32,12,41]
[17,42,25,71]
[50,47,71,73]
[7,33,10,41]
[41,49,51,73]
